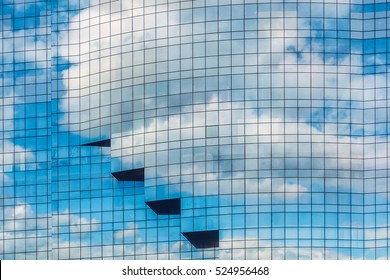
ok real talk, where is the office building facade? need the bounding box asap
[1,0,390,259]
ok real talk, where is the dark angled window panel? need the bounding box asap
[146,198,181,215]
[82,139,111,147]
[111,168,144,181]
[182,230,219,249]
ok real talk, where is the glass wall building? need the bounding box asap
[1,0,390,259]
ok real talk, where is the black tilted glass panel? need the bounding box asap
[82,139,111,147]
[182,230,219,249]
[111,168,145,181]
[145,198,181,215]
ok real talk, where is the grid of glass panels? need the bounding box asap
[1,0,390,260]
[0,0,51,259]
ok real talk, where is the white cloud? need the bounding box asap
[219,243,351,260]
[0,203,51,258]
[56,0,378,143]
[253,178,308,200]
[126,105,366,190]
[113,222,137,240]
[2,203,34,232]
[0,19,48,68]
[0,94,35,174]
[365,227,389,240]
[1,139,34,166]
[13,204,34,219]
[55,209,100,233]
[52,220,146,259]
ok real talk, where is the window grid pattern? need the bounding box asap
[1,0,390,260]
[0,0,51,259]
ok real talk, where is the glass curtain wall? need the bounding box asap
[1,0,390,260]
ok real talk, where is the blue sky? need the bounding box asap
[1,0,390,259]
